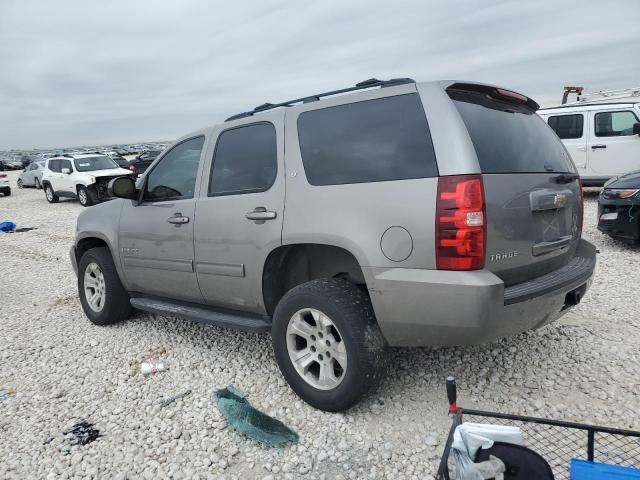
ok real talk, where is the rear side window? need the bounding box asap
[209,123,277,196]
[48,160,61,172]
[60,159,72,171]
[449,89,575,174]
[594,111,639,137]
[548,114,584,139]
[297,94,438,186]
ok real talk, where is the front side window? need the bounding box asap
[595,111,639,137]
[209,123,277,196]
[297,94,437,186]
[548,114,584,139]
[144,136,204,201]
[73,156,117,172]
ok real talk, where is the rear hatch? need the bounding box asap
[447,84,582,286]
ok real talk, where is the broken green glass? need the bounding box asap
[213,386,299,447]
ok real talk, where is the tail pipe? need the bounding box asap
[446,376,457,415]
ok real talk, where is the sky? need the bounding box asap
[1,0,639,150]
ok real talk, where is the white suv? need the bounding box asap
[42,154,132,206]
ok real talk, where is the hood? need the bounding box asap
[86,168,132,178]
[604,170,640,189]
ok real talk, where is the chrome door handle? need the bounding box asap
[168,213,189,224]
[245,207,277,222]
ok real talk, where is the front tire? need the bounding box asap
[78,247,131,325]
[272,279,387,412]
[77,186,96,207]
[44,184,58,203]
[2,188,10,196]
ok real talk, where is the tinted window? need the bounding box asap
[48,160,61,172]
[144,136,204,201]
[297,94,437,186]
[548,114,584,139]
[449,90,574,173]
[209,123,277,196]
[60,159,72,172]
[595,111,639,137]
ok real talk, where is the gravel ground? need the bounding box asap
[1,171,639,479]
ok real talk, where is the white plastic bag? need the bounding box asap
[451,422,523,480]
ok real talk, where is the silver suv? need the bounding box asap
[71,79,596,411]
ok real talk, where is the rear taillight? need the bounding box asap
[129,165,136,173]
[578,177,584,238]
[436,175,486,270]
[0,173,6,178]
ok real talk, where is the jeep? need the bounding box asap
[71,78,596,411]
[42,153,132,206]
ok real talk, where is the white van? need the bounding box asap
[539,88,640,186]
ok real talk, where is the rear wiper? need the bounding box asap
[552,173,580,184]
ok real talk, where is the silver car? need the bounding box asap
[71,79,596,411]
[17,161,45,189]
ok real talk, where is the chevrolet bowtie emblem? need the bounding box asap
[554,193,568,207]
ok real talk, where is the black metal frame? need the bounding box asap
[436,408,640,480]
[224,77,415,122]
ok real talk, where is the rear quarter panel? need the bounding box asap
[282,84,438,270]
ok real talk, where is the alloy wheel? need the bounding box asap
[286,308,348,390]
[83,262,106,312]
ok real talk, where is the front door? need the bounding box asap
[589,109,640,176]
[119,136,206,302]
[58,158,76,193]
[194,115,285,313]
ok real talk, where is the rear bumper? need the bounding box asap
[365,239,596,347]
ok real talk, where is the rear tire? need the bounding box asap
[2,188,10,196]
[78,247,131,325]
[44,184,58,203]
[35,178,41,189]
[17,179,23,189]
[272,278,387,412]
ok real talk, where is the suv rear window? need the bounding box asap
[297,94,438,186]
[449,89,575,174]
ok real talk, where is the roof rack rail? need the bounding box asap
[577,87,640,104]
[225,77,415,122]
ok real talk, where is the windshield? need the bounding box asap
[73,156,118,172]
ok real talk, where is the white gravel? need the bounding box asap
[1,172,639,479]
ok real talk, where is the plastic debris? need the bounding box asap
[159,389,192,407]
[213,386,298,447]
[63,422,102,446]
[0,221,16,232]
[0,387,16,400]
[141,360,168,375]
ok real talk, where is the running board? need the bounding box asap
[130,297,271,333]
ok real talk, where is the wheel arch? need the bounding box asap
[75,233,129,290]
[262,243,368,316]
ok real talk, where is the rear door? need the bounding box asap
[588,108,640,176]
[546,112,588,176]
[194,113,285,313]
[448,86,582,286]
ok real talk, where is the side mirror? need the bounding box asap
[108,176,137,200]
[633,123,640,136]
[61,168,71,174]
